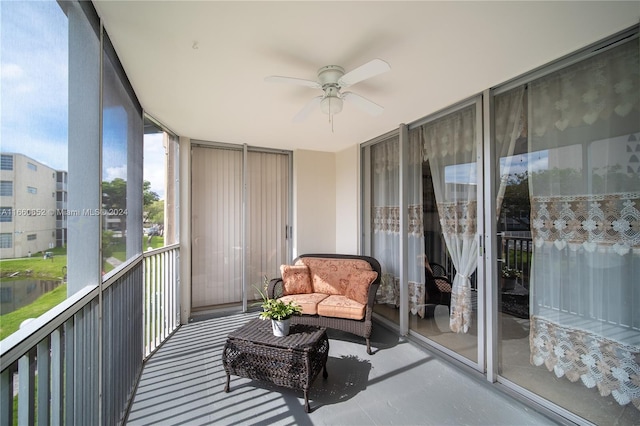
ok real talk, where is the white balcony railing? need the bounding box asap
[0,244,180,425]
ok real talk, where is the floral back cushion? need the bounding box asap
[345,270,379,304]
[280,264,313,295]
[295,257,373,295]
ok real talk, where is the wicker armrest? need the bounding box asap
[429,262,449,280]
[433,276,452,293]
[267,278,284,299]
[366,280,381,312]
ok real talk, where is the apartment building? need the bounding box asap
[0,153,59,258]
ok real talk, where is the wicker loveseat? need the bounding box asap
[267,253,381,354]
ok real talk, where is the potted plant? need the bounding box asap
[501,266,521,291]
[255,279,302,336]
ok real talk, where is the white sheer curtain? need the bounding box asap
[527,39,639,409]
[494,87,526,217]
[371,135,426,316]
[372,137,401,306]
[421,104,478,333]
[408,130,426,317]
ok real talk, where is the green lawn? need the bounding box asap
[0,250,67,281]
[0,284,67,340]
[2,235,166,339]
[144,235,164,251]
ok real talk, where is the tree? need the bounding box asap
[102,178,127,233]
[143,180,159,207]
[501,171,530,230]
[145,199,164,225]
[143,180,161,225]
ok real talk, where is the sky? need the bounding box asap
[1,1,68,170]
[1,0,166,200]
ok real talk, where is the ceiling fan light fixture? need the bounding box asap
[320,96,343,115]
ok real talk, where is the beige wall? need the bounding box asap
[335,145,360,254]
[179,136,192,324]
[292,150,336,257]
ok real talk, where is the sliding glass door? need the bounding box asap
[246,150,290,300]
[364,100,483,367]
[407,100,482,365]
[191,146,243,308]
[361,28,638,424]
[367,134,401,326]
[494,37,639,424]
[191,144,291,311]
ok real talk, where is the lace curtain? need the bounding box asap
[421,104,478,333]
[372,137,401,306]
[407,130,427,317]
[528,39,640,409]
[372,135,426,316]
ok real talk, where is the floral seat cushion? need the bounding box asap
[317,295,366,320]
[279,293,329,315]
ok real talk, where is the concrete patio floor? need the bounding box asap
[125,312,562,425]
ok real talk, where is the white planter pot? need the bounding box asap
[271,318,291,337]
[501,277,517,291]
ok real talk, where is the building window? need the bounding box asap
[27,186,37,194]
[27,234,37,241]
[0,181,12,196]
[0,233,12,248]
[0,207,12,222]
[27,162,37,171]
[0,155,13,170]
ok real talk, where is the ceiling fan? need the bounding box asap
[265,58,391,123]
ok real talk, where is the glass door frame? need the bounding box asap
[485,27,639,421]
[190,141,293,313]
[406,95,486,372]
[362,95,486,373]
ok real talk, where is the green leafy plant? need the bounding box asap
[259,298,302,321]
[254,276,301,321]
[501,266,522,279]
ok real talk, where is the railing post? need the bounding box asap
[18,349,36,425]
[0,364,15,425]
[51,327,64,425]
[1,253,171,426]
[37,336,51,424]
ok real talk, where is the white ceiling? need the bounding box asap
[92,1,638,153]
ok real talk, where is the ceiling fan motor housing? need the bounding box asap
[265,58,388,121]
[317,65,345,114]
[318,65,345,88]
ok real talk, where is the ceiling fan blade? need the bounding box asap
[293,96,322,122]
[265,75,321,89]
[338,58,390,87]
[342,92,384,116]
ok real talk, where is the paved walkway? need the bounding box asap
[106,257,123,268]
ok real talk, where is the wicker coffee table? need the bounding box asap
[222,318,329,412]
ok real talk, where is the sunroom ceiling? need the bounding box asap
[92,1,638,153]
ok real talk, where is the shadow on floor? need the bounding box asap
[313,354,371,409]
[126,312,559,426]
